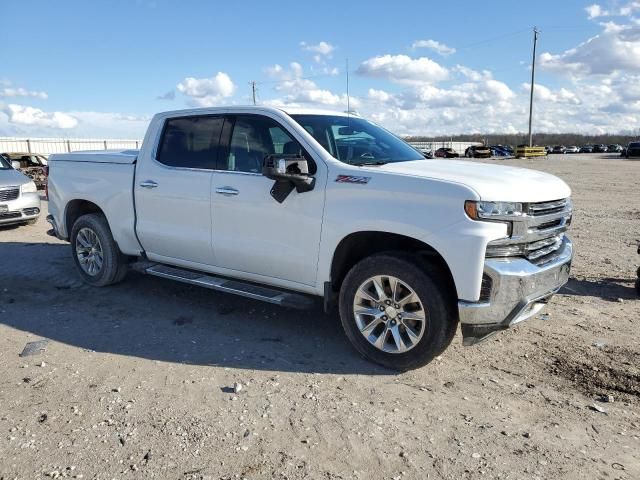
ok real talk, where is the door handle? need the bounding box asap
[139,180,158,189]
[215,187,239,196]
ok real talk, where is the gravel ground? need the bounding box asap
[0,153,638,479]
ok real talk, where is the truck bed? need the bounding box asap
[49,149,139,165]
[47,149,142,255]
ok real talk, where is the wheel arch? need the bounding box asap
[328,231,458,307]
[64,199,106,238]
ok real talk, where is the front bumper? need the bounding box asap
[0,192,41,226]
[458,236,573,345]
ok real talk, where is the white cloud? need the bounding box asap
[586,4,608,18]
[585,1,640,18]
[3,104,77,129]
[300,41,335,58]
[356,54,449,85]
[0,87,48,100]
[176,72,236,106]
[522,83,581,104]
[539,24,640,75]
[453,65,493,81]
[262,62,354,108]
[412,39,456,56]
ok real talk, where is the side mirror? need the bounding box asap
[262,154,315,203]
[11,161,21,170]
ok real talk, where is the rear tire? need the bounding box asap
[338,253,457,371]
[70,213,128,287]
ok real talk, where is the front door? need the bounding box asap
[210,114,325,286]
[135,114,224,265]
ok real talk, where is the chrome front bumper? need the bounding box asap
[459,236,573,345]
[0,192,41,226]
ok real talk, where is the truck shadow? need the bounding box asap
[0,241,391,375]
[560,277,638,301]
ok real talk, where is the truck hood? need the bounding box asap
[377,159,571,202]
[0,168,31,188]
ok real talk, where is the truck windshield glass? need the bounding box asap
[0,155,11,169]
[291,115,424,165]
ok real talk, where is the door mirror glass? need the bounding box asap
[262,154,309,179]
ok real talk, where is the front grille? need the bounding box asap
[524,198,572,263]
[0,187,19,201]
[526,198,569,216]
[487,197,572,264]
[0,212,22,220]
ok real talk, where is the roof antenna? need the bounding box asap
[346,58,351,127]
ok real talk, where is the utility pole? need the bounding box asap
[528,27,539,147]
[250,81,257,105]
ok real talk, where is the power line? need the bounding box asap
[456,28,531,51]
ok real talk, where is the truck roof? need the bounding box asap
[154,105,357,119]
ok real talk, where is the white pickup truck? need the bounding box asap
[47,106,573,370]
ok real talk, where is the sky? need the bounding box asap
[1,0,640,139]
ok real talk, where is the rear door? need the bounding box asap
[210,114,326,286]
[135,115,224,265]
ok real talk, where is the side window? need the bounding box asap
[226,116,313,173]
[157,116,224,169]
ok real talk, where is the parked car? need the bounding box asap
[434,147,459,158]
[626,141,640,158]
[565,146,579,154]
[500,145,514,155]
[592,144,607,153]
[544,146,553,154]
[552,146,566,154]
[47,106,573,370]
[1,152,49,190]
[490,146,509,157]
[0,153,41,226]
[579,145,593,153]
[419,149,433,159]
[607,144,622,153]
[464,145,492,158]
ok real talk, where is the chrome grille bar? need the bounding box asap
[0,186,20,202]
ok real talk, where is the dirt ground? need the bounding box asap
[1,153,638,480]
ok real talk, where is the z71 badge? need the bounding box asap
[335,175,371,184]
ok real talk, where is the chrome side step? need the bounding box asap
[141,264,315,310]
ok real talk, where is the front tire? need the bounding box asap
[338,253,457,371]
[70,213,128,287]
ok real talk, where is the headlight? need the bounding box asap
[464,201,523,220]
[21,181,37,193]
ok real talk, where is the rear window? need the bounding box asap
[156,116,224,169]
[629,142,640,148]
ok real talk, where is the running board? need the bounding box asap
[141,264,315,310]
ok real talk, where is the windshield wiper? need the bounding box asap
[353,161,389,166]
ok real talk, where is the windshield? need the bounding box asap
[0,155,11,170]
[629,142,640,148]
[291,114,424,165]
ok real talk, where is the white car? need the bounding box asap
[47,106,573,370]
[0,154,41,226]
[565,146,580,154]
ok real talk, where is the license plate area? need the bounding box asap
[0,204,8,213]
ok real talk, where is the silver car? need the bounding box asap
[0,154,41,226]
